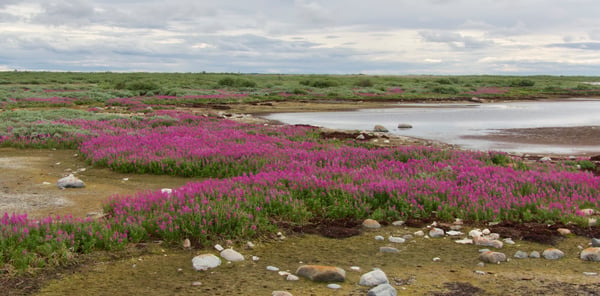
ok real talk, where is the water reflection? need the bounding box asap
[265,99,600,155]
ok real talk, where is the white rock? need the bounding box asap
[542,248,564,260]
[327,284,342,289]
[214,244,224,252]
[375,235,385,241]
[529,251,541,258]
[56,174,85,189]
[580,247,600,262]
[220,249,244,262]
[503,238,515,245]
[350,266,361,271]
[266,266,279,271]
[432,257,441,262]
[579,208,595,216]
[392,220,405,226]
[429,228,445,238]
[368,283,397,296]
[161,188,173,194]
[446,230,463,236]
[360,269,389,286]
[246,241,255,249]
[183,239,191,248]
[479,251,507,264]
[252,256,260,261]
[474,270,486,275]
[455,238,473,245]
[192,254,221,271]
[272,291,293,296]
[388,236,405,243]
[380,247,400,253]
[414,230,425,237]
[286,274,300,281]
[482,229,491,235]
[469,229,483,238]
[583,272,598,276]
[42,181,51,185]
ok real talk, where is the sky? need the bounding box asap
[1,0,600,75]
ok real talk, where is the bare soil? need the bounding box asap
[464,126,600,146]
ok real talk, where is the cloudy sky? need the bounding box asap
[1,0,600,74]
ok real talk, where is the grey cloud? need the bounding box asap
[34,0,95,26]
[419,31,494,49]
[546,42,600,51]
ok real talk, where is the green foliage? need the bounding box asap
[354,79,374,87]
[431,86,459,94]
[578,160,596,170]
[510,79,536,87]
[299,79,338,88]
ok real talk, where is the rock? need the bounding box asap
[379,247,400,253]
[214,244,224,252]
[296,265,346,282]
[473,236,503,249]
[191,281,202,286]
[350,266,361,271]
[220,249,244,262]
[429,228,445,238]
[392,220,405,226]
[252,256,260,261]
[374,125,389,132]
[368,283,397,296]
[414,230,425,237]
[539,156,552,162]
[474,270,486,275]
[592,238,600,247]
[446,230,463,236]
[402,234,413,240]
[356,134,366,140]
[469,229,483,238]
[363,219,381,229]
[469,97,486,103]
[286,274,299,281]
[56,174,85,189]
[388,236,405,243]
[455,238,473,245]
[183,239,191,248]
[583,272,598,276]
[192,254,221,271]
[327,284,342,289]
[397,123,412,129]
[246,241,255,249]
[580,247,600,262]
[589,218,598,227]
[160,188,173,194]
[557,228,571,236]
[529,251,541,258]
[375,235,385,241]
[514,251,529,259]
[503,238,515,245]
[542,248,564,260]
[360,269,389,286]
[482,229,491,235]
[432,257,441,262]
[479,251,507,264]
[579,208,595,216]
[267,266,279,271]
[272,291,293,296]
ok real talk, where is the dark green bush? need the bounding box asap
[431,86,459,94]
[354,79,373,87]
[510,79,535,87]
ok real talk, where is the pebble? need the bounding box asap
[583,272,598,276]
[474,236,503,249]
[469,229,483,237]
[56,174,85,189]
[182,239,191,249]
[542,248,564,260]
[429,228,445,238]
[191,281,202,286]
[446,230,463,236]
[375,235,385,241]
[514,251,529,259]
[479,251,507,264]
[482,229,491,235]
[474,270,486,275]
[286,274,300,281]
[402,234,413,240]
[432,257,441,262]
[580,247,600,262]
[414,230,425,237]
[192,254,221,271]
[278,271,290,276]
[252,256,260,261]
[503,238,515,245]
[214,244,224,252]
[592,238,600,247]
[350,266,361,271]
[363,219,381,229]
[327,284,342,289]
[397,123,413,129]
[360,269,389,286]
[529,251,541,259]
[160,188,173,194]
[296,265,346,282]
[557,228,571,236]
[388,236,405,243]
[267,266,279,271]
[272,291,293,296]
[246,241,255,249]
[220,249,244,262]
[367,283,397,296]
[379,246,400,253]
[590,218,598,227]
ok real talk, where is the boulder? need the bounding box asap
[368,283,397,296]
[220,248,244,262]
[580,247,600,262]
[429,227,445,238]
[359,269,389,286]
[479,251,507,264]
[397,123,412,129]
[542,248,564,260]
[363,219,381,229]
[296,265,346,282]
[192,254,221,271]
[56,174,85,189]
[373,125,389,132]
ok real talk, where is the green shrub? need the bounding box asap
[354,79,373,87]
[510,79,535,87]
[431,86,459,94]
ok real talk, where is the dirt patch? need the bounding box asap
[490,221,600,245]
[431,282,484,296]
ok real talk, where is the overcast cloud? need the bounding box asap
[1,0,599,74]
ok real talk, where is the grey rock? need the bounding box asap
[360,269,389,286]
[220,249,244,262]
[529,251,541,258]
[296,265,346,282]
[392,220,405,226]
[57,174,85,189]
[397,123,413,129]
[374,125,389,132]
[429,227,445,238]
[375,235,385,241]
[192,254,221,271]
[286,274,300,281]
[379,247,400,253]
[580,247,600,262]
[592,238,600,247]
[514,251,529,259]
[363,219,381,229]
[327,284,342,289]
[583,272,598,276]
[272,291,293,296]
[479,251,507,264]
[267,266,279,271]
[388,236,405,243]
[368,283,397,296]
[542,248,564,260]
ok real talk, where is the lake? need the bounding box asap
[264,99,600,155]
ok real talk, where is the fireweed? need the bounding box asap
[1,109,599,272]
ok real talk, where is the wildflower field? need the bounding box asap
[1,72,599,273]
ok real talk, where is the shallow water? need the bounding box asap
[265,99,600,155]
